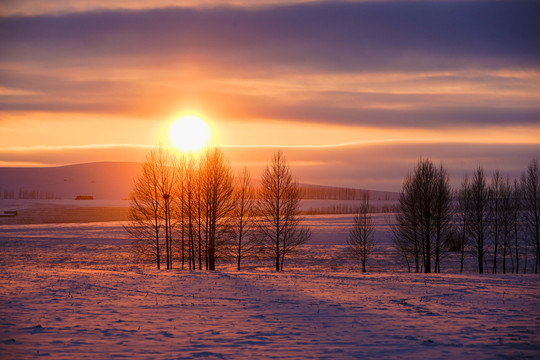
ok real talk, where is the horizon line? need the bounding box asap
[3,139,540,153]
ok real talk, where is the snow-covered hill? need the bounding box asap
[0,162,398,201]
[0,162,142,200]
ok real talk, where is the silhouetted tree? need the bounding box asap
[183,155,197,270]
[159,149,180,269]
[456,175,472,273]
[521,158,540,273]
[393,172,421,272]
[231,167,257,271]
[489,170,503,274]
[468,166,489,274]
[201,147,235,270]
[393,159,452,273]
[512,179,522,273]
[126,147,178,269]
[499,175,513,274]
[434,164,452,273]
[173,155,187,269]
[347,193,376,272]
[196,160,205,270]
[257,151,310,271]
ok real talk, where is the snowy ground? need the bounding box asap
[1,217,540,359]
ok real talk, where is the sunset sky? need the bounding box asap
[1,0,539,191]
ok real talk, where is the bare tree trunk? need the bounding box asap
[460,236,465,274]
[154,206,161,270]
[164,195,170,269]
[155,224,160,269]
[490,170,502,274]
[521,159,540,274]
[233,167,255,271]
[469,166,488,274]
[198,187,203,271]
[414,227,419,273]
[276,214,281,272]
[503,227,507,274]
[198,148,234,271]
[523,244,528,274]
[459,178,469,274]
[424,215,431,273]
[514,180,520,274]
[181,187,185,270]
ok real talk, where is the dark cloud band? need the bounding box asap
[1,1,539,71]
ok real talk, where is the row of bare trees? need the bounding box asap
[394,158,540,274]
[456,160,540,274]
[125,148,310,271]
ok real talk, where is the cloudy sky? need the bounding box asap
[1,0,539,191]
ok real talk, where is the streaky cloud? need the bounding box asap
[1,1,539,72]
[2,143,154,151]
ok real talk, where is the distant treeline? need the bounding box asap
[304,203,398,215]
[299,185,397,201]
[0,189,60,200]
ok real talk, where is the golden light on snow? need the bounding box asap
[169,115,210,152]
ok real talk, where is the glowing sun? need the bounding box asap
[169,115,210,152]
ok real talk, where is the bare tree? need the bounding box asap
[257,151,310,271]
[521,158,540,273]
[183,154,197,270]
[158,149,180,269]
[456,175,471,274]
[125,148,178,269]
[434,164,452,273]
[393,172,421,272]
[172,155,186,269]
[347,193,376,272]
[195,160,205,270]
[468,166,489,274]
[200,147,235,270]
[393,159,452,273]
[125,160,162,268]
[231,167,257,271]
[512,179,522,273]
[489,170,503,274]
[499,176,513,274]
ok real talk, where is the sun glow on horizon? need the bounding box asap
[169,115,210,152]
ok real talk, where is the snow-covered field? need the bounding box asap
[1,217,540,359]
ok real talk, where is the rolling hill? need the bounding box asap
[0,162,142,200]
[0,162,399,201]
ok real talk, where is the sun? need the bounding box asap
[169,115,210,152]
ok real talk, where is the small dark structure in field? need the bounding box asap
[75,195,94,200]
[0,210,18,217]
